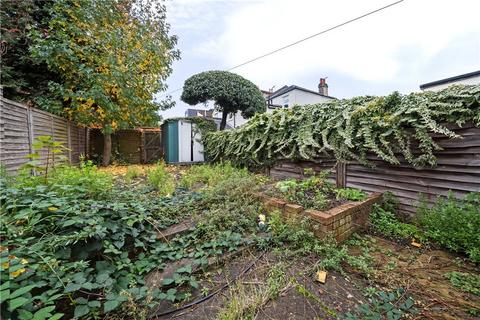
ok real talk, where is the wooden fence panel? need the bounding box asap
[0,96,87,174]
[0,99,30,172]
[270,124,480,217]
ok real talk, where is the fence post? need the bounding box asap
[27,107,34,155]
[336,161,346,188]
[67,121,72,163]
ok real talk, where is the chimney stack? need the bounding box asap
[318,78,328,96]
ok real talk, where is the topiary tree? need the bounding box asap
[181,71,266,130]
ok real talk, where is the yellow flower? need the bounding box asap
[21,258,28,265]
[1,261,9,270]
[48,207,59,212]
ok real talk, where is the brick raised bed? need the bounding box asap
[258,192,383,242]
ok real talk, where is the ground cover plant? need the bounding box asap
[266,169,367,210]
[204,85,480,168]
[0,159,267,319]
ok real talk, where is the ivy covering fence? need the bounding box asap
[204,85,480,167]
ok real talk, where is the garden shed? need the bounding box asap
[162,118,212,164]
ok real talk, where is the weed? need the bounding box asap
[273,171,334,210]
[217,263,288,320]
[343,288,417,320]
[418,192,480,262]
[179,162,250,190]
[125,165,143,182]
[1,162,262,319]
[272,172,366,210]
[147,161,175,196]
[295,282,338,317]
[335,188,367,201]
[444,272,480,296]
[267,211,374,276]
[370,193,424,241]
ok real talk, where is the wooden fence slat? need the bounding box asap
[270,125,480,217]
[0,97,87,173]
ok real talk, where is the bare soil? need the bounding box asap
[152,235,480,320]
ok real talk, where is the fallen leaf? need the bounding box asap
[411,241,422,248]
[316,270,327,284]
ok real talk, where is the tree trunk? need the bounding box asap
[220,111,228,131]
[102,133,112,166]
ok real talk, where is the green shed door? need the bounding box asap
[166,121,179,163]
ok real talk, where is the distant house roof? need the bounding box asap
[185,108,213,117]
[267,85,336,100]
[420,70,480,90]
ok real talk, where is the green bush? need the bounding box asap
[179,162,250,190]
[418,192,480,262]
[147,162,175,196]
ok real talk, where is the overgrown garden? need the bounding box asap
[1,157,479,319]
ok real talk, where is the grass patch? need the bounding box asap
[217,263,288,320]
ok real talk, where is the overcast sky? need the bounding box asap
[158,0,480,119]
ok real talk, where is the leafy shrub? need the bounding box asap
[179,162,250,190]
[370,194,424,241]
[335,188,367,201]
[125,165,143,182]
[444,272,480,296]
[147,162,175,196]
[418,192,480,262]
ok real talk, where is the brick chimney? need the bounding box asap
[318,78,328,96]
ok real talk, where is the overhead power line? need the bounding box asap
[161,0,404,98]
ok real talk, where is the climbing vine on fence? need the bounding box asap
[204,85,480,168]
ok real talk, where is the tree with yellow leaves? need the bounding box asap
[31,0,179,165]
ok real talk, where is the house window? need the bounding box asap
[282,94,289,107]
